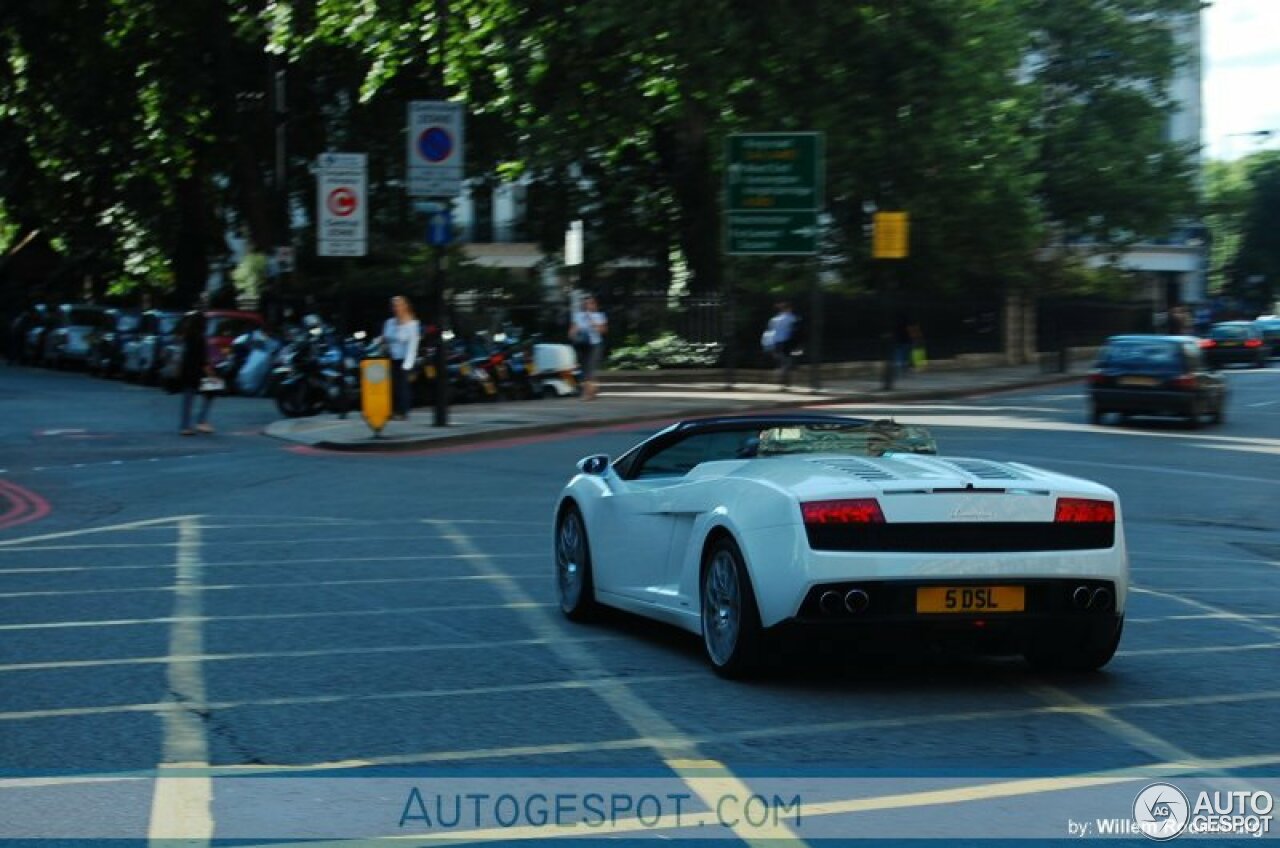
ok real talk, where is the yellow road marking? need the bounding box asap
[147,517,213,847]
[1132,585,1280,638]
[0,600,552,632]
[0,635,622,674]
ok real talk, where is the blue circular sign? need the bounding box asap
[417,127,453,163]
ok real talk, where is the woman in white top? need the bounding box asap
[569,295,607,401]
[382,295,420,420]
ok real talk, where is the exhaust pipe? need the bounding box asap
[1090,587,1113,612]
[844,589,870,614]
[819,591,843,616]
[1072,586,1092,610]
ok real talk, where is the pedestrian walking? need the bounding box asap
[569,295,608,401]
[382,295,421,421]
[177,310,218,436]
[763,301,798,388]
[893,313,914,376]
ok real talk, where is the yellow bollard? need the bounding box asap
[360,358,393,435]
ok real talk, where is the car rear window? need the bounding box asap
[1211,325,1249,340]
[117,314,140,332]
[157,314,181,334]
[1098,340,1182,369]
[207,316,260,338]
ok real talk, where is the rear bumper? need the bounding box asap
[1207,348,1262,365]
[779,577,1121,653]
[1091,387,1195,414]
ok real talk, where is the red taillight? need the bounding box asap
[1055,498,1115,523]
[1087,372,1104,385]
[1169,374,1196,390]
[1245,338,1262,348]
[802,499,885,524]
[1199,339,1216,348]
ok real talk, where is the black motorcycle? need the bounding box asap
[273,326,362,418]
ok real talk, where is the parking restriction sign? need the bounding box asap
[407,101,464,198]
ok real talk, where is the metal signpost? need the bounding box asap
[872,211,910,390]
[725,132,824,388]
[316,153,368,258]
[408,101,464,427]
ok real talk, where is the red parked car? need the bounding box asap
[204,310,264,364]
[157,310,263,378]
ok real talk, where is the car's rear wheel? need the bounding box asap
[555,505,597,621]
[1026,617,1123,672]
[1089,405,1104,425]
[1211,398,1225,425]
[701,536,763,679]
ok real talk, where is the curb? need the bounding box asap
[290,371,1084,454]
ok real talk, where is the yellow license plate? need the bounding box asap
[916,586,1025,614]
[425,366,436,379]
[1221,340,1239,347]
[1118,376,1157,387]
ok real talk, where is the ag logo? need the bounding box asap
[1134,782,1189,841]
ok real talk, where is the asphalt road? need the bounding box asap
[1,361,1278,844]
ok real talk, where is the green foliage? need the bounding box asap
[231,252,269,301]
[0,0,1201,312]
[1204,157,1252,293]
[1226,152,1280,309]
[607,333,722,370]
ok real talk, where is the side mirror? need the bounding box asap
[577,454,612,476]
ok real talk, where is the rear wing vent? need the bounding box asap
[939,459,1029,481]
[810,458,901,481]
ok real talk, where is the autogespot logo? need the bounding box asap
[1134,783,1190,841]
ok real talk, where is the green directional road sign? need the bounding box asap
[726,210,819,256]
[726,133,823,212]
[726,132,822,255]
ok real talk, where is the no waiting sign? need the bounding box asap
[407,101,464,198]
[317,152,367,257]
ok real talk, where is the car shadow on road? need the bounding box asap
[573,607,1120,694]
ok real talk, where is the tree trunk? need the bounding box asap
[655,111,722,296]
[172,173,210,307]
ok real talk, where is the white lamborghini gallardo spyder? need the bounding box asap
[554,414,1126,678]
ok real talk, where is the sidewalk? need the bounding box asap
[265,361,1088,452]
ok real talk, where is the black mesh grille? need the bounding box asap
[805,522,1115,552]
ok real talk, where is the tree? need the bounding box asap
[1019,0,1200,245]
[1227,152,1280,310]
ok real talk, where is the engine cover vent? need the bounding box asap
[940,459,1029,481]
[811,458,901,481]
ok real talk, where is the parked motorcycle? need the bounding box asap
[273,321,363,418]
[215,328,283,397]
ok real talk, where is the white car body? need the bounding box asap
[555,415,1127,676]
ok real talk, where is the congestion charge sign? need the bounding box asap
[316,152,367,257]
[326,187,358,217]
